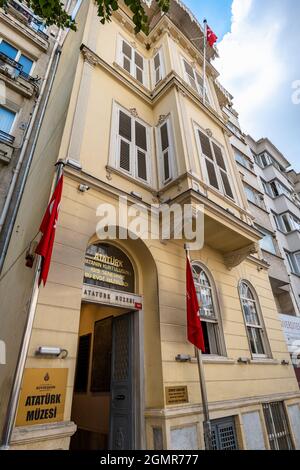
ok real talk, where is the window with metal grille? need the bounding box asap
[119,38,146,85]
[182,58,211,105]
[74,334,91,393]
[197,128,234,199]
[239,281,270,357]
[158,118,175,185]
[210,417,239,450]
[263,402,294,450]
[192,262,225,356]
[116,107,150,183]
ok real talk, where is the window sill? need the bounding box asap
[113,61,149,93]
[250,358,279,365]
[106,165,155,192]
[191,356,235,364]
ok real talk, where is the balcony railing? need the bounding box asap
[8,0,49,41]
[0,52,39,85]
[0,130,15,145]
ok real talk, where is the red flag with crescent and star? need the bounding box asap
[35,176,63,286]
[186,257,205,352]
[207,25,218,47]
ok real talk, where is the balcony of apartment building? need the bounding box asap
[0,51,39,98]
[260,159,292,188]
[1,0,49,52]
[258,227,295,314]
[263,175,300,218]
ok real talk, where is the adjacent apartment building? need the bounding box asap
[226,105,300,387]
[0,0,57,251]
[1,0,300,451]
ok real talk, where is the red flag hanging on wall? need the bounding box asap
[207,25,218,47]
[186,257,205,352]
[35,176,63,286]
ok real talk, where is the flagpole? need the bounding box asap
[203,19,207,105]
[0,160,65,449]
[185,243,212,450]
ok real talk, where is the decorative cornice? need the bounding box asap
[81,47,98,67]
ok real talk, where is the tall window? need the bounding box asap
[153,49,165,86]
[275,213,300,233]
[192,263,224,356]
[263,402,293,450]
[119,38,146,85]
[182,58,211,104]
[239,281,269,357]
[234,149,254,171]
[157,118,175,185]
[196,128,234,199]
[286,251,300,275]
[115,106,151,184]
[0,105,16,135]
[259,228,277,255]
[244,185,265,209]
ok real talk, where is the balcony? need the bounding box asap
[0,130,15,145]
[0,52,39,97]
[273,193,300,217]
[7,0,49,41]
[262,162,293,189]
[262,250,290,286]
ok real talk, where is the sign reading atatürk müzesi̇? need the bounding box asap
[84,244,135,293]
[16,369,68,427]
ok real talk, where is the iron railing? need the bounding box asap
[0,130,15,145]
[0,52,39,85]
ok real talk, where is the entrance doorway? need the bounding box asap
[210,417,239,450]
[70,303,136,450]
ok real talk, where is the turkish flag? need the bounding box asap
[35,176,63,286]
[186,257,205,352]
[207,25,218,47]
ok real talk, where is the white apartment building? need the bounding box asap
[225,105,300,387]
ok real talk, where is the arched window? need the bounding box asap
[239,281,269,357]
[192,263,224,356]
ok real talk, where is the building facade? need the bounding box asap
[226,106,300,387]
[1,0,300,451]
[0,0,57,241]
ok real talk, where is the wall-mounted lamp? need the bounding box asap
[36,347,68,359]
[237,357,250,364]
[176,354,192,363]
[78,184,90,193]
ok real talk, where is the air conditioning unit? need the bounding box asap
[1,64,19,80]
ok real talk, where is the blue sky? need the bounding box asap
[183,0,300,171]
[184,0,232,41]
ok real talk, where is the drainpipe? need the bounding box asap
[0,0,75,273]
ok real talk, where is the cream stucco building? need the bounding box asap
[1,0,300,451]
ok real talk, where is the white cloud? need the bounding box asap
[214,0,300,170]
